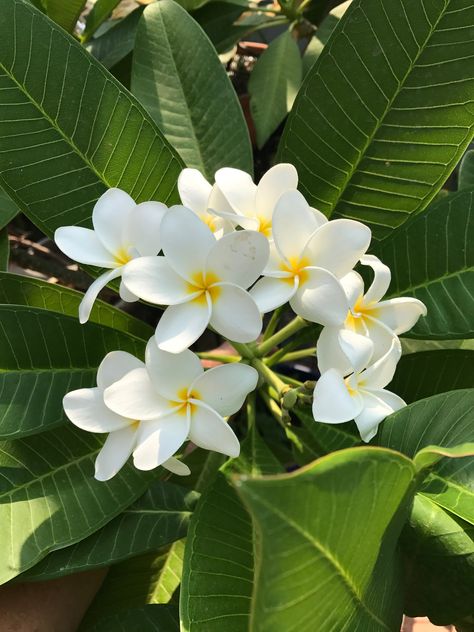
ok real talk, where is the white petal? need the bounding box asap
[188,401,240,457]
[79,268,123,324]
[360,255,391,305]
[340,271,364,309]
[255,163,298,220]
[55,226,116,267]
[121,256,194,305]
[338,329,374,373]
[364,315,398,364]
[178,168,212,214]
[205,230,269,289]
[97,351,144,390]
[272,190,325,262]
[316,326,351,375]
[95,425,138,481]
[133,412,190,471]
[361,338,402,390]
[354,389,405,443]
[210,283,262,343]
[263,241,288,277]
[373,297,427,335]
[119,278,139,302]
[207,183,236,216]
[303,219,371,277]
[214,167,257,217]
[191,363,258,417]
[92,188,135,255]
[104,367,171,420]
[312,369,363,423]
[155,295,212,353]
[161,206,215,282]
[290,267,349,326]
[145,340,203,400]
[250,275,298,313]
[127,201,168,257]
[63,387,130,433]
[162,457,191,476]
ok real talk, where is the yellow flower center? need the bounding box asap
[201,213,218,232]
[188,270,222,303]
[279,255,311,285]
[171,387,201,416]
[114,246,133,266]
[257,216,272,237]
[344,295,379,332]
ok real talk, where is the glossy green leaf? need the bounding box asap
[402,494,474,625]
[390,350,474,403]
[22,482,197,580]
[0,0,182,240]
[458,149,474,190]
[86,7,144,70]
[0,185,19,229]
[378,389,474,525]
[401,338,474,354]
[0,424,156,585]
[44,0,86,32]
[302,1,351,75]
[249,30,302,149]
[132,1,252,179]
[82,0,122,43]
[235,447,416,632]
[374,189,474,339]
[0,305,145,438]
[0,229,8,271]
[191,3,249,54]
[82,604,179,632]
[279,0,474,239]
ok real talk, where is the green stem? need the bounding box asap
[231,341,255,360]
[198,352,240,363]
[252,358,287,395]
[246,391,257,432]
[260,390,286,428]
[256,316,307,357]
[275,347,317,364]
[275,372,303,387]
[262,305,285,341]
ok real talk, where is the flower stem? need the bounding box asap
[231,341,256,360]
[262,305,285,341]
[260,390,286,428]
[256,316,307,357]
[252,357,287,395]
[271,347,317,365]
[246,391,257,431]
[198,352,240,363]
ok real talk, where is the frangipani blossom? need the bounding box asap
[313,334,405,442]
[55,188,167,324]
[250,190,372,326]
[178,168,234,238]
[317,254,427,374]
[62,351,190,481]
[122,206,269,353]
[211,163,298,237]
[104,342,258,469]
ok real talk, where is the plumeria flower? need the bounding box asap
[317,254,427,374]
[313,333,405,442]
[210,163,298,237]
[178,168,234,238]
[103,342,258,469]
[62,351,190,481]
[250,190,371,326]
[122,206,269,353]
[55,188,167,324]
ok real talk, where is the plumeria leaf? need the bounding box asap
[0,185,19,229]
[0,424,157,584]
[81,0,122,43]
[302,1,351,76]
[86,7,144,70]
[132,0,252,179]
[378,389,474,525]
[43,0,86,32]
[0,304,145,438]
[0,229,9,271]
[249,30,302,149]
[414,443,474,472]
[374,189,474,339]
[458,150,474,190]
[390,349,474,403]
[21,482,197,581]
[191,3,252,54]
[278,0,474,239]
[81,604,179,632]
[0,0,182,239]
[234,447,417,631]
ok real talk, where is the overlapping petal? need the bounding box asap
[374,297,427,335]
[250,275,298,313]
[155,295,212,353]
[188,401,240,457]
[79,268,123,324]
[63,387,130,433]
[312,369,363,423]
[338,329,374,374]
[362,339,401,389]
[178,168,212,214]
[54,227,116,267]
[122,256,194,305]
[210,283,262,343]
[214,167,257,217]
[360,255,391,305]
[127,201,168,257]
[146,342,203,400]
[255,163,298,220]
[340,271,364,310]
[96,351,144,390]
[191,363,258,417]
[119,280,139,303]
[95,425,138,481]
[104,367,171,420]
[290,267,348,326]
[133,413,190,471]
[92,188,135,255]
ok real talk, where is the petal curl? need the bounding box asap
[79,268,123,324]
[374,297,427,335]
[95,425,137,481]
[360,255,391,305]
[290,267,348,326]
[188,401,240,457]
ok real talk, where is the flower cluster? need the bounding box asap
[57,164,426,479]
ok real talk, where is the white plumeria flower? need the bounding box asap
[313,334,406,442]
[250,190,372,326]
[122,206,269,353]
[63,351,190,481]
[178,168,234,239]
[103,342,258,470]
[317,254,427,374]
[55,188,168,324]
[210,163,298,237]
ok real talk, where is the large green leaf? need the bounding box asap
[0,186,19,229]
[0,305,145,438]
[0,0,182,239]
[458,149,474,190]
[378,389,474,525]
[249,30,302,149]
[191,3,249,54]
[82,0,122,43]
[302,1,351,75]
[235,447,416,631]
[0,229,8,271]
[279,0,474,239]
[132,1,252,180]
[44,0,86,32]
[402,494,474,625]
[180,426,281,631]
[82,604,179,632]
[22,482,197,580]
[86,7,144,70]
[390,350,474,403]
[0,272,152,339]
[0,424,156,584]
[374,189,474,339]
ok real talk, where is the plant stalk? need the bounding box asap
[256,316,307,356]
